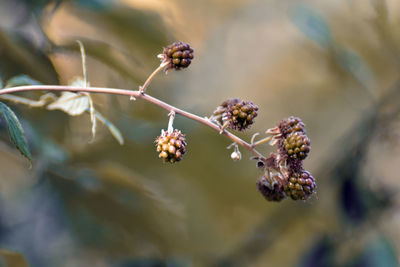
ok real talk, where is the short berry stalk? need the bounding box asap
[252,136,273,147]
[138,61,169,94]
[167,111,176,133]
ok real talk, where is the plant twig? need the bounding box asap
[0,85,265,159]
[139,61,168,94]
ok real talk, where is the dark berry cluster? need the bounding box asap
[257,117,316,201]
[256,173,287,202]
[286,170,316,200]
[155,43,315,203]
[278,116,305,137]
[275,116,310,162]
[213,98,258,131]
[155,129,187,163]
[163,41,194,71]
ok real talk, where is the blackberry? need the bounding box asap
[155,129,187,163]
[256,173,287,202]
[283,132,310,160]
[286,170,316,200]
[278,116,305,137]
[213,98,258,131]
[163,41,194,71]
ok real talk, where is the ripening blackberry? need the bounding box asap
[257,173,287,202]
[162,41,194,71]
[213,98,258,131]
[286,170,316,200]
[278,116,305,137]
[155,129,187,163]
[283,132,310,160]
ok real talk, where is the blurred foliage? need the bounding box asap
[0,102,31,163]
[0,0,400,266]
[0,249,29,267]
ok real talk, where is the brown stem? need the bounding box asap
[139,61,168,94]
[0,85,265,158]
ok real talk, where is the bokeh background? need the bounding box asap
[0,0,400,266]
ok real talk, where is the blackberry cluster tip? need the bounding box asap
[213,98,258,131]
[162,41,194,71]
[256,117,316,202]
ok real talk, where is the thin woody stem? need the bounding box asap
[167,110,175,133]
[139,61,168,94]
[0,85,264,159]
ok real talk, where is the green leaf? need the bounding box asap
[0,77,3,89]
[0,31,59,84]
[5,74,42,88]
[333,47,376,98]
[0,102,32,163]
[362,235,398,267]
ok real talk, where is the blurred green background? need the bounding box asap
[0,0,400,266]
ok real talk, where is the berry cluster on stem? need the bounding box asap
[0,41,316,202]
